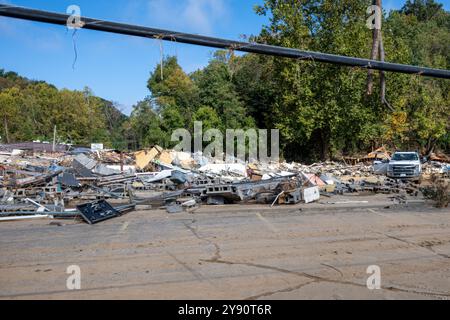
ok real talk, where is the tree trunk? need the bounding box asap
[320,129,331,161]
[425,137,437,157]
[379,32,386,102]
[366,1,394,111]
[378,29,394,111]
[3,117,10,143]
[366,30,380,95]
[366,0,380,96]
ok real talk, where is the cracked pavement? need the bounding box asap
[0,195,449,300]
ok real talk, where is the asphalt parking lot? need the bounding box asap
[1,194,449,300]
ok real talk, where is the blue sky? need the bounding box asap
[0,0,448,114]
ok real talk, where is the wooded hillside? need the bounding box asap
[1,0,448,162]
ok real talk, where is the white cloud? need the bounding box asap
[183,0,226,32]
[147,0,228,34]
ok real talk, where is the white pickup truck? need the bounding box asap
[374,151,422,181]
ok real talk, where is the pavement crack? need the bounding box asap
[183,221,222,262]
[386,285,450,298]
[321,263,344,278]
[167,252,205,282]
[201,259,450,298]
[419,243,450,259]
[382,233,413,246]
[244,281,318,300]
[199,259,325,282]
[381,232,450,260]
[183,222,202,240]
[166,252,220,290]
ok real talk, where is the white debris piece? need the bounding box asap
[0,215,53,222]
[303,187,320,204]
[373,161,388,175]
[139,170,173,183]
[198,163,247,177]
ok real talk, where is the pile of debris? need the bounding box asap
[1,143,449,224]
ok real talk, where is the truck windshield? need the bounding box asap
[392,153,418,161]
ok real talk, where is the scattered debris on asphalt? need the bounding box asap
[0,143,449,223]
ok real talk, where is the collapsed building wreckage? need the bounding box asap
[0,144,449,224]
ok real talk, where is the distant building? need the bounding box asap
[0,142,70,153]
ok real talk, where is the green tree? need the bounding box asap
[193,106,222,131]
[253,0,378,161]
[0,70,126,148]
[233,54,278,129]
[387,1,450,153]
[148,56,199,128]
[250,0,449,160]
[194,57,254,129]
[0,87,23,143]
[127,98,167,149]
[401,0,444,21]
